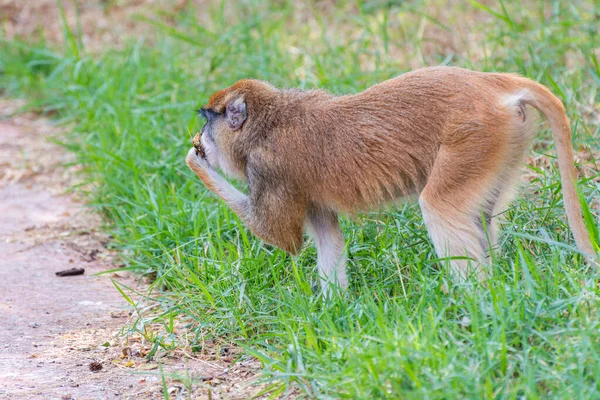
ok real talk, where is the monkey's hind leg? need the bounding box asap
[418,149,505,281]
[419,196,490,281]
[306,207,348,294]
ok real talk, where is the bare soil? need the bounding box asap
[0,101,263,399]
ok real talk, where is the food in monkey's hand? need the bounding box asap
[192,132,205,157]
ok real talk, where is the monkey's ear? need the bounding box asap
[225,97,247,131]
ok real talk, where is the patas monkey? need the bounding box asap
[185,66,596,291]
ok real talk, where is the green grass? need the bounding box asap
[1,0,600,398]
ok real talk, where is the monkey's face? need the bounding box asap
[198,108,224,168]
[198,96,247,180]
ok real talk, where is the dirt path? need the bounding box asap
[0,101,263,399]
[0,183,144,398]
[0,102,153,398]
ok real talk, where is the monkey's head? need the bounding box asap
[197,79,275,180]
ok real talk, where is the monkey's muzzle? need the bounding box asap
[192,132,206,158]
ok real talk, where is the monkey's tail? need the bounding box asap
[515,77,596,258]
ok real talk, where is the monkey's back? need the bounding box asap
[273,67,529,213]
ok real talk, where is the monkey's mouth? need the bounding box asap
[192,132,206,157]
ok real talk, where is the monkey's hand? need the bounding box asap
[186,146,210,169]
[185,145,250,227]
[186,147,216,189]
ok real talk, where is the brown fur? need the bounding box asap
[187,66,596,284]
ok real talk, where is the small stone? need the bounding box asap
[89,361,103,372]
[460,316,471,327]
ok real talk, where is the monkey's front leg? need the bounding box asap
[185,147,248,215]
[185,148,305,255]
[306,207,348,294]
